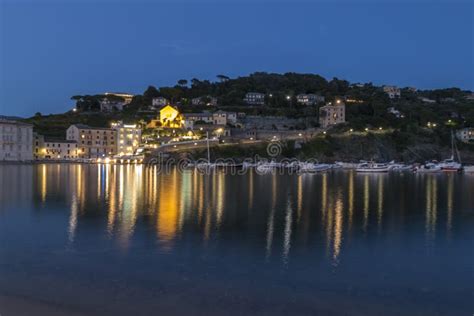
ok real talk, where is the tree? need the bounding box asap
[216,74,230,82]
[177,79,188,87]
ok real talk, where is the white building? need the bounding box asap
[152,97,169,107]
[319,101,346,128]
[456,128,474,143]
[66,124,117,158]
[383,86,401,99]
[296,94,325,105]
[111,122,142,156]
[0,120,34,161]
[244,92,265,105]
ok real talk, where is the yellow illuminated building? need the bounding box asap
[159,105,183,128]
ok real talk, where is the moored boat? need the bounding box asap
[414,162,442,173]
[356,162,390,173]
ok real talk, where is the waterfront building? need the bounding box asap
[383,86,401,99]
[111,122,142,156]
[244,92,265,105]
[296,94,325,105]
[0,119,34,161]
[319,101,346,128]
[456,128,474,143]
[66,124,116,158]
[35,137,79,160]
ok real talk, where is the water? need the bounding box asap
[0,164,473,315]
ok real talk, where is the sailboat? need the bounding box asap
[196,132,216,170]
[439,130,462,172]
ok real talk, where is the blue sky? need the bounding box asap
[0,0,473,117]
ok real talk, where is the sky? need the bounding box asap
[0,0,473,117]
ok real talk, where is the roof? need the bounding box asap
[70,124,112,131]
[159,105,179,112]
[0,119,33,127]
[183,113,213,118]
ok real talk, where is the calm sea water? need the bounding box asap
[0,164,473,315]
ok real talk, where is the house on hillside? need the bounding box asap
[383,86,401,99]
[296,94,325,105]
[244,92,265,105]
[319,101,346,128]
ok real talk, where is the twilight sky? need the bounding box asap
[0,0,473,117]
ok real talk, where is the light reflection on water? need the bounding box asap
[0,164,473,315]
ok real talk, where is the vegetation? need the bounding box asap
[22,72,473,158]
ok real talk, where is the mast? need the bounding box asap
[206,131,210,163]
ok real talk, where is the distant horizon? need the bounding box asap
[1,1,472,117]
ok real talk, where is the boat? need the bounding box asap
[439,158,462,172]
[439,131,462,172]
[355,162,390,173]
[334,161,358,169]
[463,165,474,174]
[414,162,442,173]
[388,161,413,172]
[298,162,332,173]
[255,161,282,173]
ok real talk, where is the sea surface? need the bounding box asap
[0,164,473,315]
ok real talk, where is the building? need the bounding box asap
[35,137,79,160]
[104,92,134,104]
[100,92,134,112]
[0,119,34,161]
[387,107,403,118]
[191,96,218,106]
[465,93,474,101]
[183,113,213,129]
[419,97,436,104]
[66,124,116,158]
[152,97,169,107]
[319,101,346,128]
[159,105,182,128]
[244,92,265,105]
[383,86,401,99]
[111,122,142,156]
[456,128,474,143]
[100,99,125,112]
[296,94,325,105]
[212,110,237,126]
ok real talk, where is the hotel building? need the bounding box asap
[111,122,142,156]
[66,124,117,158]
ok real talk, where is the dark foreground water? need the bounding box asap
[0,164,473,316]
